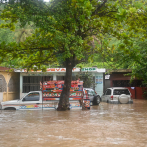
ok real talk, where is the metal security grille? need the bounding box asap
[113,80,142,87]
[57,76,81,81]
[57,76,65,80]
[8,76,19,92]
[0,75,7,92]
[23,76,53,93]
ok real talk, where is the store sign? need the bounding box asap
[105,75,110,79]
[96,76,103,84]
[15,67,105,73]
[47,68,66,72]
[46,68,80,72]
[81,68,96,71]
[15,68,80,72]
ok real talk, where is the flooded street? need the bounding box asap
[0,99,147,147]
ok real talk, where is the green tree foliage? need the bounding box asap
[114,39,147,83]
[0,20,14,43]
[0,4,36,68]
[76,72,96,89]
[0,0,146,110]
[14,22,35,43]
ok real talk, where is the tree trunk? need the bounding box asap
[57,58,73,111]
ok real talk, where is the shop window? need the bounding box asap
[23,76,53,93]
[57,76,65,80]
[57,76,77,81]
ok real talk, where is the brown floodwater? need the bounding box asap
[0,99,147,147]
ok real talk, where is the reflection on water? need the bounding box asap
[1,100,147,147]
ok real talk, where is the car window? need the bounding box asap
[87,90,93,95]
[113,89,130,95]
[86,90,91,95]
[113,90,121,95]
[23,92,40,101]
[105,89,111,95]
[86,90,96,95]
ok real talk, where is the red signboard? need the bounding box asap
[42,80,83,101]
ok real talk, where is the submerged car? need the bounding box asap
[101,87,133,104]
[83,88,101,105]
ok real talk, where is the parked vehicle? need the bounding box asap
[83,88,101,105]
[101,87,133,104]
[0,81,84,110]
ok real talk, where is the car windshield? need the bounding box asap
[113,89,130,95]
[86,90,96,95]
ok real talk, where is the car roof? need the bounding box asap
[107,87,129,90]
[83,88,94,90]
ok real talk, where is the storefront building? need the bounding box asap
[15,67,105,98]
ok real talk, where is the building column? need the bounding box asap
[53,73,56,80]
[20,74,23,98]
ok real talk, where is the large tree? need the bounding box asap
[0,0,146,110]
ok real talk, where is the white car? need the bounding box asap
[101,87,133,104]
[83,88,101,105]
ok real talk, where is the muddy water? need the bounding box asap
[0,100,147,147]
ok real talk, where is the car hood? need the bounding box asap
[1,100,19,104]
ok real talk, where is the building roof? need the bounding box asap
[0,66,14,72]
[106,69,132,73]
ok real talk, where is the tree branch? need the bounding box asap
[92,0,107,16]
